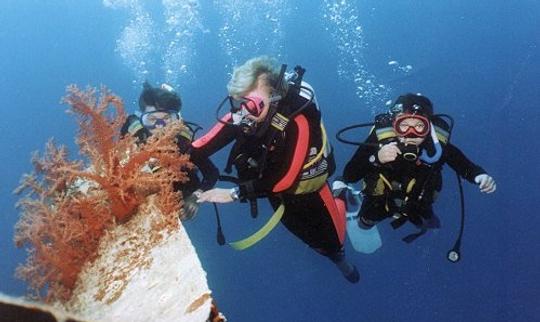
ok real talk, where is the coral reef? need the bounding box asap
[14,86,192,302]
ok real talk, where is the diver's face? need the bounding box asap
[399,136,425,146]
[141,106,178,133]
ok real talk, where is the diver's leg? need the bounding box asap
[418,204,440,229]
[358,196,388,229]
[279,185,359,283]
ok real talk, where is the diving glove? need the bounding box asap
[474,174,496,193]
[182,190,202,220]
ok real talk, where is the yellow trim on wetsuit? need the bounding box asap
[376,127,397,141]
[292,173,328,195]
[302,123,328,170]
[406,178,416,193]
[378,174,393,191]
[434,125,449,144]
[178,125,194,142]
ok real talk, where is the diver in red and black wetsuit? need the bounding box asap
[195,57,359,283]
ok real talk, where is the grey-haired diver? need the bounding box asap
[194,56,359,283]
[121,81,219,220]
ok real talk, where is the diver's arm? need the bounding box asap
[342,130,379,184]
[191,113,237,158]
[444,143,487,183]
[190,149,219,191]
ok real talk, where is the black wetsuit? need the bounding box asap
[342,116,486,227]
[192,92,345,258]
[120,115,219,196]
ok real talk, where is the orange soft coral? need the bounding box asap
[14,85,192,302]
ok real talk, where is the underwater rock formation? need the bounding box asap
[0,292,87,322]
[12,86,221,321]
[58,195,213,322]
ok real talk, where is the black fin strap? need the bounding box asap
[402,228,428,244]
[390,216,407,230]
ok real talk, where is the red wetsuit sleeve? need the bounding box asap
[191,113,237,158]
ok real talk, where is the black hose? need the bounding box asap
[213,202,226,246]
[335,122,378,147]
[447,174,465,262]
[436,114,466,263]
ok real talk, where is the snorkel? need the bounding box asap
[418,122,443,163]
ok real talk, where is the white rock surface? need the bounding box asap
[59,200,212,322]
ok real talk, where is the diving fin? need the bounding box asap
[345,188,382,254]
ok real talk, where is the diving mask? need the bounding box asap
[229,96,266,134]
[393,114,430,138]
[141,110,179,130]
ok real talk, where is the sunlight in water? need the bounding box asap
[161,0,205,85]
[213,0,287,72]
[105,0,154,85]
[104,0,205,88]
[322,0,390,113]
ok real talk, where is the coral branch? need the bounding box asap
[14,85,191,302]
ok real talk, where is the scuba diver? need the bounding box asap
[194,56,359,283]
[121,81,219,219]
[333,93,496,254]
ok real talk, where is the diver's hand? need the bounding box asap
[474,174,496,193]
[377,142,401,164]
[197,188,236,204]
[182,190,202,220]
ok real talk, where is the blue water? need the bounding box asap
[1,1,539,321]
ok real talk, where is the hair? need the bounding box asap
[227,56,282,97]
[394,93,433,117]
[138,81,182,112]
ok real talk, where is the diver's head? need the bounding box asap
[225,57,287,135]
[138,81,182,132]
[391,93,433,146]
[227,56,287,101]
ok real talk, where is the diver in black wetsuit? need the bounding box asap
[335,93,496,240]
[194,57,359,283]
[121,81,219,219]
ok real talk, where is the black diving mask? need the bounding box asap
[212,96,261,135]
